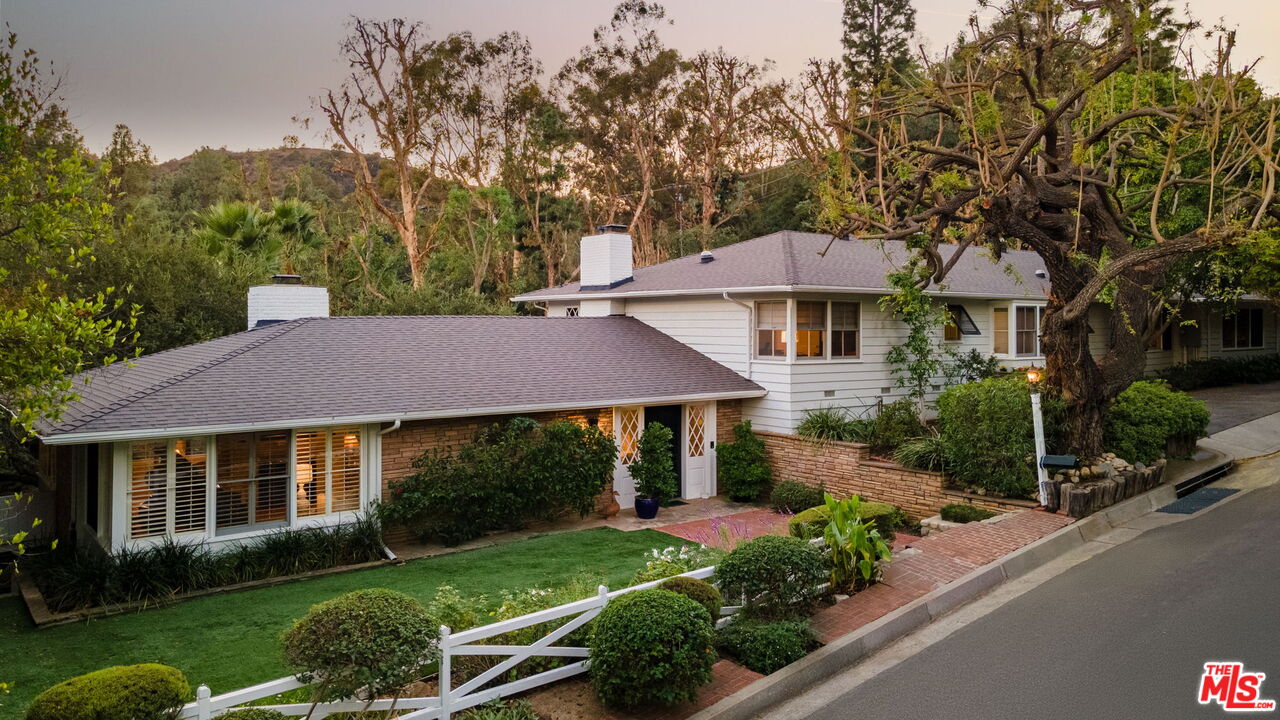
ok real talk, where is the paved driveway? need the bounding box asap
[1190,380,1280,434]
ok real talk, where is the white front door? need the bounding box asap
[682,403,713,499]
[612,407,643,506]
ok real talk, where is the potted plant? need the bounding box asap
[628,422,678,519]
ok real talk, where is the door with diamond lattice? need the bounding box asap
[683,403,714,499]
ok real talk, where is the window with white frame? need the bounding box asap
[943,304,980,342]
[295,427,363,518]
[795,301,826,357]
[564,306,579,317]
[216,431,289,531]
[128,437,208,539]
[831,301,860,357]
[1222,308,1265,349]
[755,301,788,358]
[993,304,1044,357]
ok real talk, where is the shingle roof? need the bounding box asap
[40,316,764,442]
[512,231,1052,301]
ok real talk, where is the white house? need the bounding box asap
[514,229,1279,433]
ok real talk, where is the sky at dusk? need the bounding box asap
[5,0,1278,161]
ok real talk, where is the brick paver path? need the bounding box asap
[656,508,791,549]
[810,510,1074,643]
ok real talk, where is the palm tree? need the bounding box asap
[268,199,323,273]
[194,202,280,263]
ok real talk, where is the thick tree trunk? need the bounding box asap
[1039,301,1108,458]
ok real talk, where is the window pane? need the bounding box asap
[173,438,207,534]
[993,308,1009,354]
[295,431,327,517]
[216,433,253,529]
[217,432,288,530]
[795,330,824,357]
[755,301,787,358]
[832,302,859,329]
[331,429,362,513]
[1250,309,1264,348]
[1016,306,1039,356]
[129,441,168,539]
[795,301,825,329]
[832,330,858,357]
[618,409,640,464]
[1223,314,1237,349]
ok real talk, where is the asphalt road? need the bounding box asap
[789,474,1280,720]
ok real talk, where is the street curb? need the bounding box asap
[688,484,1179,720]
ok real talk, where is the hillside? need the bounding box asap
[156,146,380,198]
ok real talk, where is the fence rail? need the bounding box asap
[181,542,824,719]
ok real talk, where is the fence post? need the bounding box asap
[438,625,452,720]
[195,685,212,720]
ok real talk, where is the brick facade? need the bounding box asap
[755,430,1030,520]
[715,399,741,447]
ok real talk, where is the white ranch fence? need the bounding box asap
[182,539,828,720]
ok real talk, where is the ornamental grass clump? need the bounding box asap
[712,535,825,619]
[25,663,190,720]
[282,588,438,704]
[588,589,716,708]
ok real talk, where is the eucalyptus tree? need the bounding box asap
[818,0,1279,456]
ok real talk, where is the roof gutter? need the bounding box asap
[39,388,768,445]
[513,284,1051,303]
[722,291,754,380]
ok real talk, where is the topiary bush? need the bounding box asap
[215,710,288,720]
[939,504,996,523]
[589,589,716,708]
[659,576,724,620]
[380,416,617,545]
[282,588,439,702]
[715,619,815,674]
[629,422,679,504]
[787,501,905,541]
[717,421,772,501]
[936,375,1066,498]
[712,535,826,619]
[1104,380,1210,464]
[25,663,190,720]
[769,481,824,514]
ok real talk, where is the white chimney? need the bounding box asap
[247,275,330,329]
[579,225,633,290]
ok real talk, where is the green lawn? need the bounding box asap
[0,527,680,719]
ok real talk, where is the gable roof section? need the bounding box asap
[40,316,764,444]
[512,231,1052,301]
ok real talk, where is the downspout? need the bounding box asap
[378,418,402,561]
[723,291,753,380]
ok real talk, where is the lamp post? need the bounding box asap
[1026,367,1051,507]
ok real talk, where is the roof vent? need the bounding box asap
[1034,269,1048,279]
[597,223,628,234]
[700,250,714,264]
[272,273,303,285]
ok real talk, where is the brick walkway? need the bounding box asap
[810,510,1074,644]
[655,508,791,549]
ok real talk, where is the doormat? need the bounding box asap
[1156,486,1239,514]
[663,500,689,507]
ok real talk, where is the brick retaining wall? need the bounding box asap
[755,430,1032,520]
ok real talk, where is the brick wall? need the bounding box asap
[716,399,741,447]
[755,430,1026,520]
[379,407,615,543]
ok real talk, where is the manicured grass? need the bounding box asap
[0,527,680,719]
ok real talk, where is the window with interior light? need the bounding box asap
[128,437,208,539]
[1222,308,1265,349]
[216,431,289,532]
[992,304,1045,357]
[295,427,363,518]
[754,301,788,358]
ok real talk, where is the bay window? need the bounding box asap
[1222,308,1264,349]
[993,304,1045,357]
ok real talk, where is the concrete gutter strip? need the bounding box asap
[689,483,1180,720]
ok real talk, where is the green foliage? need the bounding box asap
[658,576,724,620]
[716,420,772,501]
[281,588,438,702]
[879,260,950,403]
[939,504,995,523]
[1155,353,1280,391]
[715,619,814,674]
[822,494,892,591]
[589,589,716,708]
[215,710,288,720]
[797,407,876,443]
[892,435,949,472]
[381,417,617,545]
[841,0,916,88]
[712,535,826,619]
[629,422,679,504]
[769,481,825,514]
[788,501,905,541]
[29,517,385,612]
[1104,380,1209,464]
[25,663,189,720]
[936,376,1066,498]
[870,398,927,454]
[948,349,1004,383]
[631,544,727,584]
[459,700,541,720]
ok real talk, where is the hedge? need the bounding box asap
[26,664,189,720]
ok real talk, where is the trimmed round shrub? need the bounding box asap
[25,663,189,720]
[659,576,724,620]
[712,536,825,619]
[937,375,1066,498]
[939,504,996,523]
[787,501,905,540]
[717,421,772,501]
[216,710,289,720]
[769,481,824,514]
[282,588,439,701]
[589,589,716,708]
[715,619,815,674]
[1104,380,1209,464]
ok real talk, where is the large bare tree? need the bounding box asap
[821,0,1278,456]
